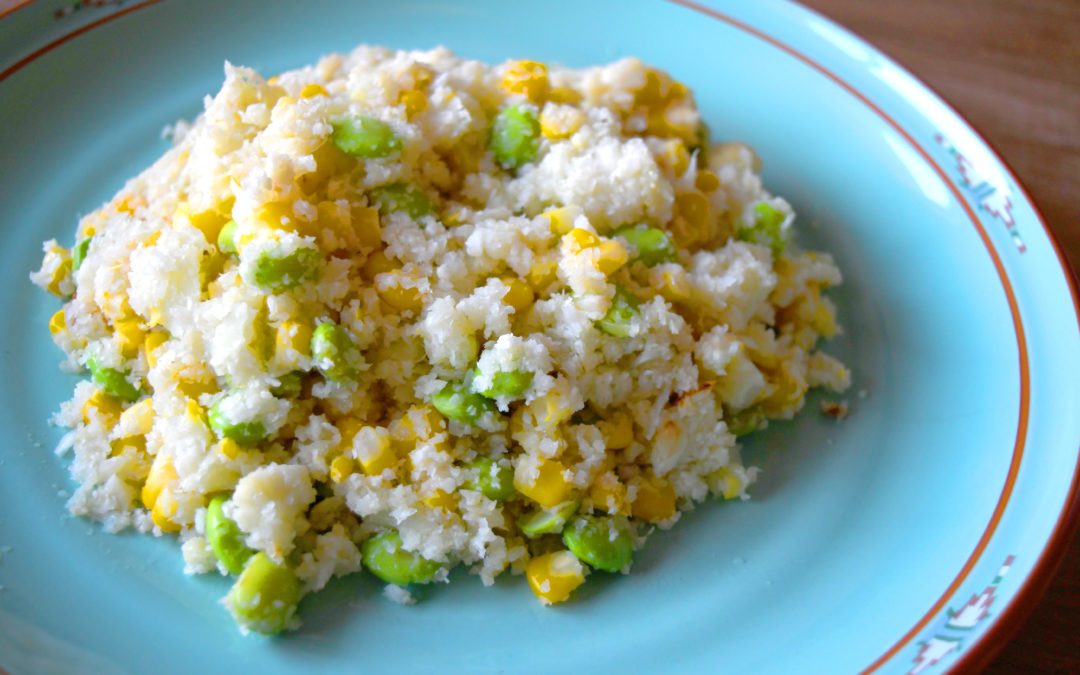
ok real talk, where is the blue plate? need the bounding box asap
[1,1,1077,673]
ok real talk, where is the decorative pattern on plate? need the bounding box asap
[907,555,1016,674]
[934,133,1025,253]
[53,0,127,20]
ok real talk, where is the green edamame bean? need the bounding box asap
[270,371,303,398]
[72,236,93,272]
[252,246,321,292]
[330,116,403,158]
[208,391,268,445]
[361,530,442,586]
[595,286,639,338]
[310,322,361,383]
[431,382,496,425]
[613,224,677,267]
[472,367,533,399]
[225,552,300,635]
[368,183,435,220]
[465,457,516,501]
[86,355,141,402]
[217,220,238,255]
[562,514,633,572]
[736,202,788,257]
[206,495,253,575]
[489,104,541,170]
[726,407,765,436]
[517,497,581,538]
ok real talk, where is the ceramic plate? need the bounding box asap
[1,1,1077,673]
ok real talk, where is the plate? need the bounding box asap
[1,1,1077,673]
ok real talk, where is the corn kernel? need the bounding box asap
[657,267,692,303]
[399,90,428,120]
[598,412,633,450]
[712,467,743,500]
[591,240,628,275]
[527,257,558,291]
[547,86,581,105]
[177,372,217,401]
[350,205,382,248]
[589,472,629,515]
[113,317,144,358]
[141,455,176,511]
[117,399,153,439]
[515,458,574,509]
[143,332,168,368]
[217,438,239,460]
[501,277,534,312]
[184,399,207,427]
[542,207,577,235]
[631,474,677,523]
[82,390,123,426]
[330,455,355,483]
[501,60,548,103]
[300,83,328,98]
[376,272,424,312]
[539,106,585,140]
[539,391,573,427]
[49,309,66,335]
[256,201,308,235]
[361,250,396,281]
[657,139,690,177]
[562,228,599,255]
[424,488,457,511]
[526,550,585,606]
[355,426,397,476]
[151,488,182,533]
[275,320,313,368]
[694,170,721,193]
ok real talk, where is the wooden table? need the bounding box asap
[799,1,1080,672]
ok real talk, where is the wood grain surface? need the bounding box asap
[798,1,1080,672]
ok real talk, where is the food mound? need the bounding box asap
[31,46,850,634]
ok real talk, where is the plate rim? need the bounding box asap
[0,0,1077,672]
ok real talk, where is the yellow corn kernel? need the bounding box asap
[598,412,633,450]
[526,257,558,291]
[424,488,457,512]
[49,309,66,335]
[217,438,239,460]
[591,240,628,275]
[117,398,153,439]
[141,455,176,511]
[810,295,839,338]
[376,272,424,312]
[391,405,446,445]
[695,170,721,193]
[267,76,280,85]
[189,209,229,244]
[82,390,123,426]
[539,106,585,140]
[354,427,397,476]
[501,60,548,102]
[657,267,692,303]
[184,399,207,427]
[547,85,582,105]
[330,455,355,483]
[631,474,677,523]
[589,472,629,515]
[350,205,382,249]
[335,417,364,450]
[526,550,585,606]
[657,139,690,177]
[712,467,743,500]
[113,317,144,358]
[143,332,168,368]
[256,200,308,235]
[676,191,710,229]
[562,228,600,255]
[361,250,396,282]
[275,320,313,368]
[399,90,428,120]
[515,458,574,509]
[501,277,534,312]
[177,372,217,401]
[300,83,328,98]
[151,488,182,533]
[542,207,577,235]
[539,390,573,427]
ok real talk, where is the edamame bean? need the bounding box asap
[208,391,268,445]
[330,116,403,158]
[563,515,633,572]
[472,367,533,399]
[310,322,361,383]
[72,236,93,272]
[431,382,496,425]
[489,104,540,170]
[726,407,764,436]
[736,202,788,256]
[465,457,516,501]
[361,530,442,586]
[613,224,677,267]
[270,371,303,398]
[225,553,300,635]
[594,286,639,338]
[206,495,253,575]
[517,497,581,537]
[368,183,435,220]
[217,220,238,255]
[86,355,141,402]
[252,246,321,292]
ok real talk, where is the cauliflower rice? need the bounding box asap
[32,45,850,632]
